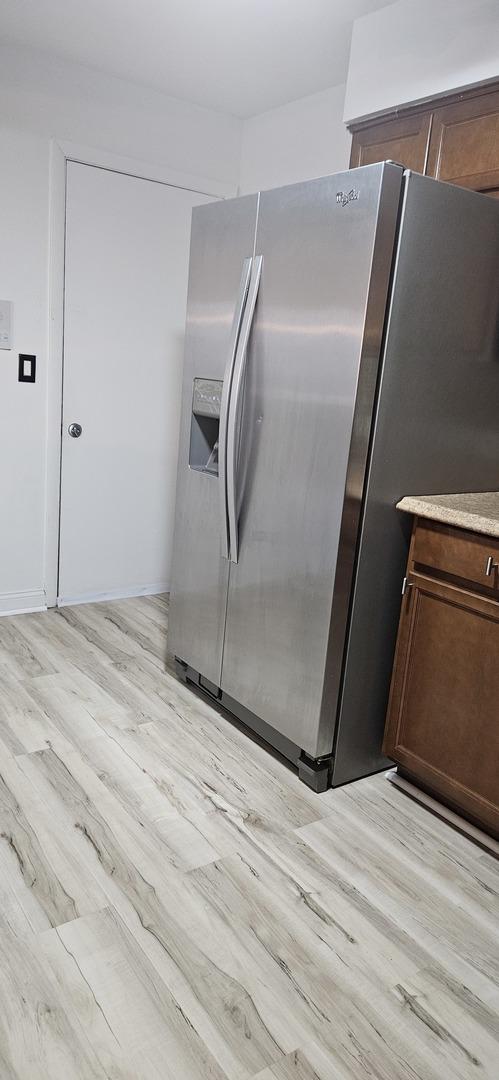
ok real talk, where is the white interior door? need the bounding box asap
[59,161,212,605]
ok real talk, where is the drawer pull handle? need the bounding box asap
[485,555,498,577]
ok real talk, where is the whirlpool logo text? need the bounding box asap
[336,189,360,207]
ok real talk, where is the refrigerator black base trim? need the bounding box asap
[174,657,334,791]
[297,753,332,793]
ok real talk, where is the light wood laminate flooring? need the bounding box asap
[0,594,497,1079]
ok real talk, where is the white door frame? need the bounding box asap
[44,139,232,608]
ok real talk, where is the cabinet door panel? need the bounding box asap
[350,112,432,171]
[426,89,499,195]
[384,573,499,835]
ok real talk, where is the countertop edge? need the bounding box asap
[396,496,499,541]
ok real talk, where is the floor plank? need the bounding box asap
[0,924,107,1079]
[0,594,496,1078]
[251,1042,362,1080]
[41,907,230,1080]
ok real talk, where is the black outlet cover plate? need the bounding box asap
[19,354,36,383]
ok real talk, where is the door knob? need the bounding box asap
[68,422,82,438]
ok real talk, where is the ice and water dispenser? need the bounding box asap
[189,378,222,475]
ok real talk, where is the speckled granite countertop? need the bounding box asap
[396,492,499,540]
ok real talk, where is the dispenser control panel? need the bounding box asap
[192,378,222,418]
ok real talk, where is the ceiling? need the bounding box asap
[0,0,394,118]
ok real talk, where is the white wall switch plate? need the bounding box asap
[0,300,13,349]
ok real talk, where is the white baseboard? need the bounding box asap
[0,589,47,617]
[57,582,169,607]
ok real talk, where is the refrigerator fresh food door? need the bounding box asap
[168,194,259,686]
[220,163,403,758]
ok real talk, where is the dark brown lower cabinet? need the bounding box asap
[384,520,499,838]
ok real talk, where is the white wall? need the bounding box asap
[0,45,241,190]
[239,84,351,194]
[0,46,242,614]
[345,0,499,122]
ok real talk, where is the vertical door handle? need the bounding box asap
[226,254,263,564]
[219,258,252,559]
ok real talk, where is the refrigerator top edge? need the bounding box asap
[201,161,405,209]
[403,166,499,205]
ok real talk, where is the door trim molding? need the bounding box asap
[44,139,233,608]
[44,139,66,609]
[55,141,235,199]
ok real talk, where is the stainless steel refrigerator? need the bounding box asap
[168,162,499,790]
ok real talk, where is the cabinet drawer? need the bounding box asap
[412,519,499,589]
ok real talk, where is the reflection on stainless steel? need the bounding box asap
[226,254,263,564]
[169,165,499,790]
[255,320,362,336]
[218,257,253,559]
[188,314,234,326]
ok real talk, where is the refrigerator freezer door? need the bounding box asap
[220,164,403,758]
[168,194,259,686]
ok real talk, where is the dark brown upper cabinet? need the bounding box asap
[426,87,499,197]
[349,80,499,197]
[349,111,432,172]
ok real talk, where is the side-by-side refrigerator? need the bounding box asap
[168,162,499,790]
